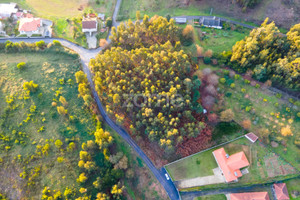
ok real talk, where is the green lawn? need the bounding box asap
[166,137,298,188]
[285,178,300,199]
[194,27,249,54]
[194,194,226,200]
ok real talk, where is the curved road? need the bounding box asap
[0,6,268,200]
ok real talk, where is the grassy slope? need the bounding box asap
[0,51,94,198]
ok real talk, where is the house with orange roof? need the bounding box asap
[273,183,290,200]
[18,15,42,37]
[212,147,250,182]
[229,192,270,200]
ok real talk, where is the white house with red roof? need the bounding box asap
[212,147,250,182]
[18,15,42,37]
[82,17,98,36]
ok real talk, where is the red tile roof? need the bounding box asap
[19,17,41,32]
[245,132,259,143]
[82,20,97,29]
[230,192,270,200]
[274,183,290,200]
[212,148,250,182]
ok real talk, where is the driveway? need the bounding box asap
[85,32,97,49]
[176,168,225,189]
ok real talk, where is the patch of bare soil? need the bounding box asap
[193,0,299,29]
[0,163,25,200]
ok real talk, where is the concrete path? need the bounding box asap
[176,168,225,189]
[85,32,97,49]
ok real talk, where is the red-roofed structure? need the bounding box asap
[212,148,249,182]
[19,17,42,34]
[273,183,290,200]
[230,192,270,200]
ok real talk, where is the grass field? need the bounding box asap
[166,137,297,187]
[0,49,93,198]
[285,178,300,200]
[193,27,249,54]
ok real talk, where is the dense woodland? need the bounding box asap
[224,19,300,91]
[90,15,207,152]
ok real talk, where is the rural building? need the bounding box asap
[229,192,270,200]
[175,17,187,24]
[273,183,290,200]
[82,18,98,36]
[212,147,250,182]
[0,2,18,19]
[200,16,222,29]
[245,132,259,143]
[19,16,43,37]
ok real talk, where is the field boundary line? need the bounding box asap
[165,134,246,167]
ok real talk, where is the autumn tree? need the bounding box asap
[220,109,235,122]
[281,125,293,136]
[181,25,195,46]
[242,119,251,130]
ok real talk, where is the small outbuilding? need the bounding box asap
[200,16,222,29]
[175,17,187,24]
[245,132,259,143]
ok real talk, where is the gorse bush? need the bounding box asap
[23,81,38,93]
[17,62,26,69]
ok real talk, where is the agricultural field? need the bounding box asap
[118,0,299,29]
[166,137,298,189]
[217,70,300,170]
